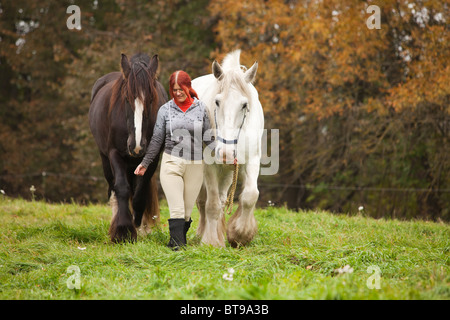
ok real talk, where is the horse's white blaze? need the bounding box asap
[134,98,144,154]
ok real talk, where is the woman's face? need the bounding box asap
[173,83,187,103]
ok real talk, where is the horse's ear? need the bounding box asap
[121,53,131,79]
[212,60,224,80]
[244,61,258,83]
[149,54,159,76]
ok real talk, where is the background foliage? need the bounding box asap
[0,0,448,220]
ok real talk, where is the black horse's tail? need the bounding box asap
[141,176,160,231]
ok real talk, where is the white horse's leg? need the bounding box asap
[227,162,260,247]
[196,184,207,237]
[201,165,227,247]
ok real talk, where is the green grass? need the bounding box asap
[0,196,448,300]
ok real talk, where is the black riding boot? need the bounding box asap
[184,218,192,243]
[167,218,186,251]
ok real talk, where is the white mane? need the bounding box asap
[217,50,252,100]
[222,50,243,71]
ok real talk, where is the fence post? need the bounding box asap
[42,171,47,199]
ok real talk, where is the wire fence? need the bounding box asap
[0,172,102,182]
[258,182,450,193]
[1,172,449,193]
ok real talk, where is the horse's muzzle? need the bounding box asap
[127,137,147,158]
[216,145,236,164]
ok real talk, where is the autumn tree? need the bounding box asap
[0,0,215,202]
[0,1,96,200]
[209,0,449,220]
[1,0,448,220]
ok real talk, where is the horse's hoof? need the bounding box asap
[227,235,250,248]
[111,234,137,243]
[226,226,256,248]
[228,239,241,248]
[134,213,143,228]
[110,225,137,243]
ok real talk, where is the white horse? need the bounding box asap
[192,50,264,247]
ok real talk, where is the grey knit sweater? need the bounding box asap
[140,98,214,168]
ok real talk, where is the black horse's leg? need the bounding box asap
[132,176,147,228]
[132,160,158,227]
[100,153,114,199]
[109,149,136,243]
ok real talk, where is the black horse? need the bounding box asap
[89,53,168,242]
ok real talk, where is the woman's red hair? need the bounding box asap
[169,70,198,100]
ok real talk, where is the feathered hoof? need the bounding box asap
[133,211,143,228]
[109,223,137,243]
[227,231,255,248]
[226,213,257,248]
[200,232,226,248]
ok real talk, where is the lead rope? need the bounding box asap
[224,158,239,215]
[215,107,247,215]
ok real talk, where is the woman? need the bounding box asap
[134,70,213,250]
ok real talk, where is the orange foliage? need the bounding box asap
[209,0,449,119]
[209,0,449,219]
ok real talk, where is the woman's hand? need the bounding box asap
[134,164,147,176]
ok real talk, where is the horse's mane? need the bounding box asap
[110,54,159,121]
[217,50,252,103]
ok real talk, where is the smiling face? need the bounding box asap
[173,82,187,103]
[169,70,198,105]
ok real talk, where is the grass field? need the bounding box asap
[0,196,448,300]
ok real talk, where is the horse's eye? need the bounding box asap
[215,99,220,107]
[242,102,248,110]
